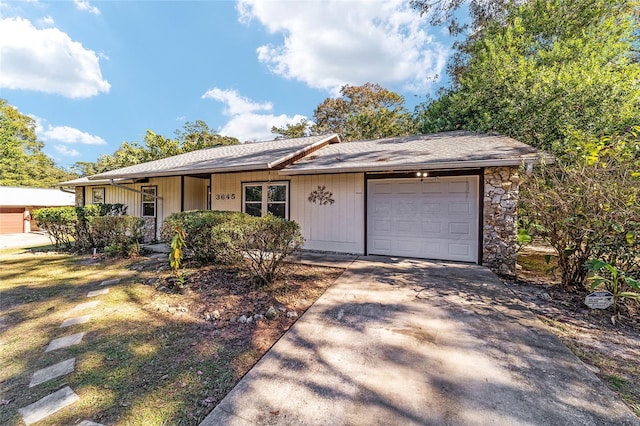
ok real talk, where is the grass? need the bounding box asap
[0,248,342,425]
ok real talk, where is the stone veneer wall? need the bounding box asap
[75,187,84,207]
[142,217,156,243]
[483,166,521,276]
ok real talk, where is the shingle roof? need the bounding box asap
[0,186,75,207]
[280,131,547,175]
[87,134,340,180]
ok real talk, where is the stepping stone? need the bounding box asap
[71,301,101,312]
[100,278,120,286]
[78,421,105,426]
[45,332,85,352]
[30,358,75,387]
[60,315,90,328]
[87,288,109,297]
[18,386,79,425]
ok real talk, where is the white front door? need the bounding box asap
[367,176,479,262]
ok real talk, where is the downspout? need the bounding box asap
[109,179,163,200]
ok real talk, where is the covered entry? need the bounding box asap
[367,176,479,262]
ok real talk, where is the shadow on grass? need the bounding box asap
[0,255,332,426]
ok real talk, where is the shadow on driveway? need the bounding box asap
[201,257,639,425]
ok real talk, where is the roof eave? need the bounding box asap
[278,155,550,176]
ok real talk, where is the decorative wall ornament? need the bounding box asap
[308,185,335,205]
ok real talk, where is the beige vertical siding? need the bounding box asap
[183,177,207,211]
[290,173,364,253]
[211,171,364,254]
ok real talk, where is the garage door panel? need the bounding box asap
[368,176,478,262]
[449,243,471,257]
[422,221,442,234]
[449,201,472,214]
[449,222,470,236]
[396,182,419,194]
[449,180,470,193]
[373,219,392,232]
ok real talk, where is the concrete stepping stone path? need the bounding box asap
[71,300,101,312]
[60,314,91,328]
[87,288,109,297]
[18,386,79,425]
[29,358,75,387]
[20,278,120,424]
[78,421,105,426]
[45,332,85,352]
[100,278,120,286]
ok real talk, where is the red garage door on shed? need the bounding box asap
[0,208,24,234]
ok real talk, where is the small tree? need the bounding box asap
[521,128,640,289]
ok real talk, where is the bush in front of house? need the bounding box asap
[160,210,241,261]
[91,215,144,257]
[32,206,77,249]
[33,204,142,257]
[75,203,128,250]
[212,213,304,286]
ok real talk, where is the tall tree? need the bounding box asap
[175,120,239,152]
[312,83,415,141]
[271,119,311,139]
[415,0,640,151]
[0,99,76,187]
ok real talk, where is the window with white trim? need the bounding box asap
[92,187,105,204]
[141,186,157,217]
[242,182,289,219]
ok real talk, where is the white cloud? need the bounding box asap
[0,17,110,98]
[73,0,100,15]
[32,115,106,145]
[40,125,106,145]
[202,88,273,116]
[202,87,306,142]
[54,145,81,157]
[39,16,55,27]
[237,0,448,94]
[221,112,308,142]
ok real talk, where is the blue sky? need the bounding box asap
[0,0,455,167]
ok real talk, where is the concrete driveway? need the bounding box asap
[0,232,52,249]
[201,257,638,426]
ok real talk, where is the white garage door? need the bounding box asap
[367,176,479,262]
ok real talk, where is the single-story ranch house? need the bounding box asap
[59,131,547,275]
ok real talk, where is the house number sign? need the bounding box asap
[215,193,236,200]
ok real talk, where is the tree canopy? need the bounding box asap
[312,83,415,141]
[0,99,76,187]
[81,121,239,176]
[415,0,640,152]
[271,119,311,140]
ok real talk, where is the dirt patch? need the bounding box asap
[508,250,640,416]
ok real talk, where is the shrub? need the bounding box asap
[212,213,304,286]
[160,210,239,261]
[90,215,144,257]
[75,204,128,249]
[32,207,77,249]
[521,128,640,289]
